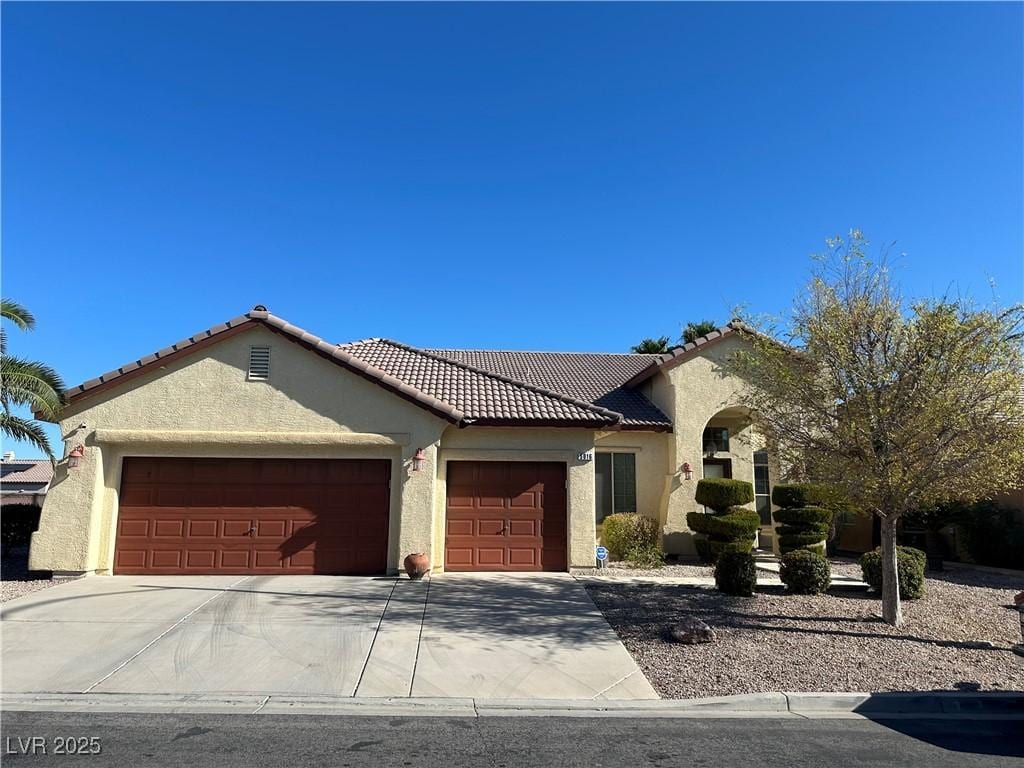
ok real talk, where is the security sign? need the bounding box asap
[596,546,609,561]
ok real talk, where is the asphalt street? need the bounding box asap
[2,712,1022,767]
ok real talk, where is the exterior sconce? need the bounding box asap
[411,448,426,472]
[681,462,693,481]
[67,444,85,469]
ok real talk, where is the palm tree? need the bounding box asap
[1,299,66,459]
[631,336,671,354]
[682,320,719,344]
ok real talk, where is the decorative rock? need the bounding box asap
[665,617,716,644]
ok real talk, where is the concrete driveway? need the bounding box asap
[0,573,656,700]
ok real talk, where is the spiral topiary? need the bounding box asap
[771,484,834,555]
[688,479,757,564]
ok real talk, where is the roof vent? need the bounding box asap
[252,304,267,312]
[248,345,271,381]
[2,451,14,461]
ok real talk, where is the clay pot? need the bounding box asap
[403,553,430,580]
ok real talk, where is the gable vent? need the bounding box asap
[248,345,271,381]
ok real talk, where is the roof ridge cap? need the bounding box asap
[426,347,657,357]
[379,339,623,423]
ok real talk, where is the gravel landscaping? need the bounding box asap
[1,546,64,603]
[587,563,1024,698]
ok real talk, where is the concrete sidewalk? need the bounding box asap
[0,572,656,701]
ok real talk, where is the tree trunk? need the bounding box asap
[880,516,902,627]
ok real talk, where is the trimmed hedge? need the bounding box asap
[687,481,758,565]
[859,546,926,600]
[687,508,761,539]
[773,506,832,526]
[771,484,832,509]
[714,550,757,596]
[695,536,756,565]
[602,513,659,561]
[779,550,831,594]
[695,479,755,511]
[771,484,834,555]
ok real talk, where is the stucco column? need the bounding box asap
[397,442,438,569]
[568,449,597,568]
[30,444,103,575]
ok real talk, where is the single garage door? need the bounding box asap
[114,457,390,575]
[445,461,567,572]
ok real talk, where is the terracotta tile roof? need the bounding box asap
[0,459,53,485]
[623,320,755,387]
[340,340,625,427]
[423,349,672,428]
[61,308,625,429]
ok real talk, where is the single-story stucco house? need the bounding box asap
[1,453,53,509]
[30,306,785,576]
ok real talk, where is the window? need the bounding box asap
[248,345,271,381]
[754,449,771,525]
[703,426,729,454]
[595,452,637,523]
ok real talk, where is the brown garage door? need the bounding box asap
[445,461,567,572]
[114,457,390,575]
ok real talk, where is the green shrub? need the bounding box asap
[772,484,834,555]
[773,506,833,526]
[694,535,756,565]
[859,546,926,600]
[686,508,760,539]
[779,550,831,594]
[695,479,754,511]
[1,504,41,547]
[602,513,659,561]
[771,484,832,509]
[714,550,757,596]
[624,544,665,569]
[954,501,1024,569]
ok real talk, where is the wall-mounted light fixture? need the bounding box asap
[680,462,693,481]
[411,448,426,472]
[67,444,85,469]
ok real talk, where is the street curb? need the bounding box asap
[3,691,1021,719]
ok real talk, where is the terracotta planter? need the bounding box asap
[403,553,430,580]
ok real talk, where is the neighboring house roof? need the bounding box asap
[59,307,642,429]
[0,459,53,492]
[623,320,755,387]
[423,349,672,429]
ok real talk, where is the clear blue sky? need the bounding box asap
[3,2,1022,456]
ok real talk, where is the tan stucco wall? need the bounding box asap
[650,335,766,556]
[31,326,448,574]
[594,430,671,543]
[437,427,597,570]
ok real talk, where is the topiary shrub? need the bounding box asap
[714,550,757,596]
[779,549,831,594]
[859,546,926,600]
[695,479,755,510]
[624,544,665,570]
[601,513,660,561]
[771,484,834,555]
[689,479,758,564]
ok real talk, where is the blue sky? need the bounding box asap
[3,2,1022,456]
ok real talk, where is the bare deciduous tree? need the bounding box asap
[730,232,1024,626]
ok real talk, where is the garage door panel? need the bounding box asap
[444,461,567,572]
[152,520,184,538]
[115,458,390,575]
[187,519,218,537]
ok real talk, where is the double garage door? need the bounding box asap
[113,457,567,575]
[114,457,390,575]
